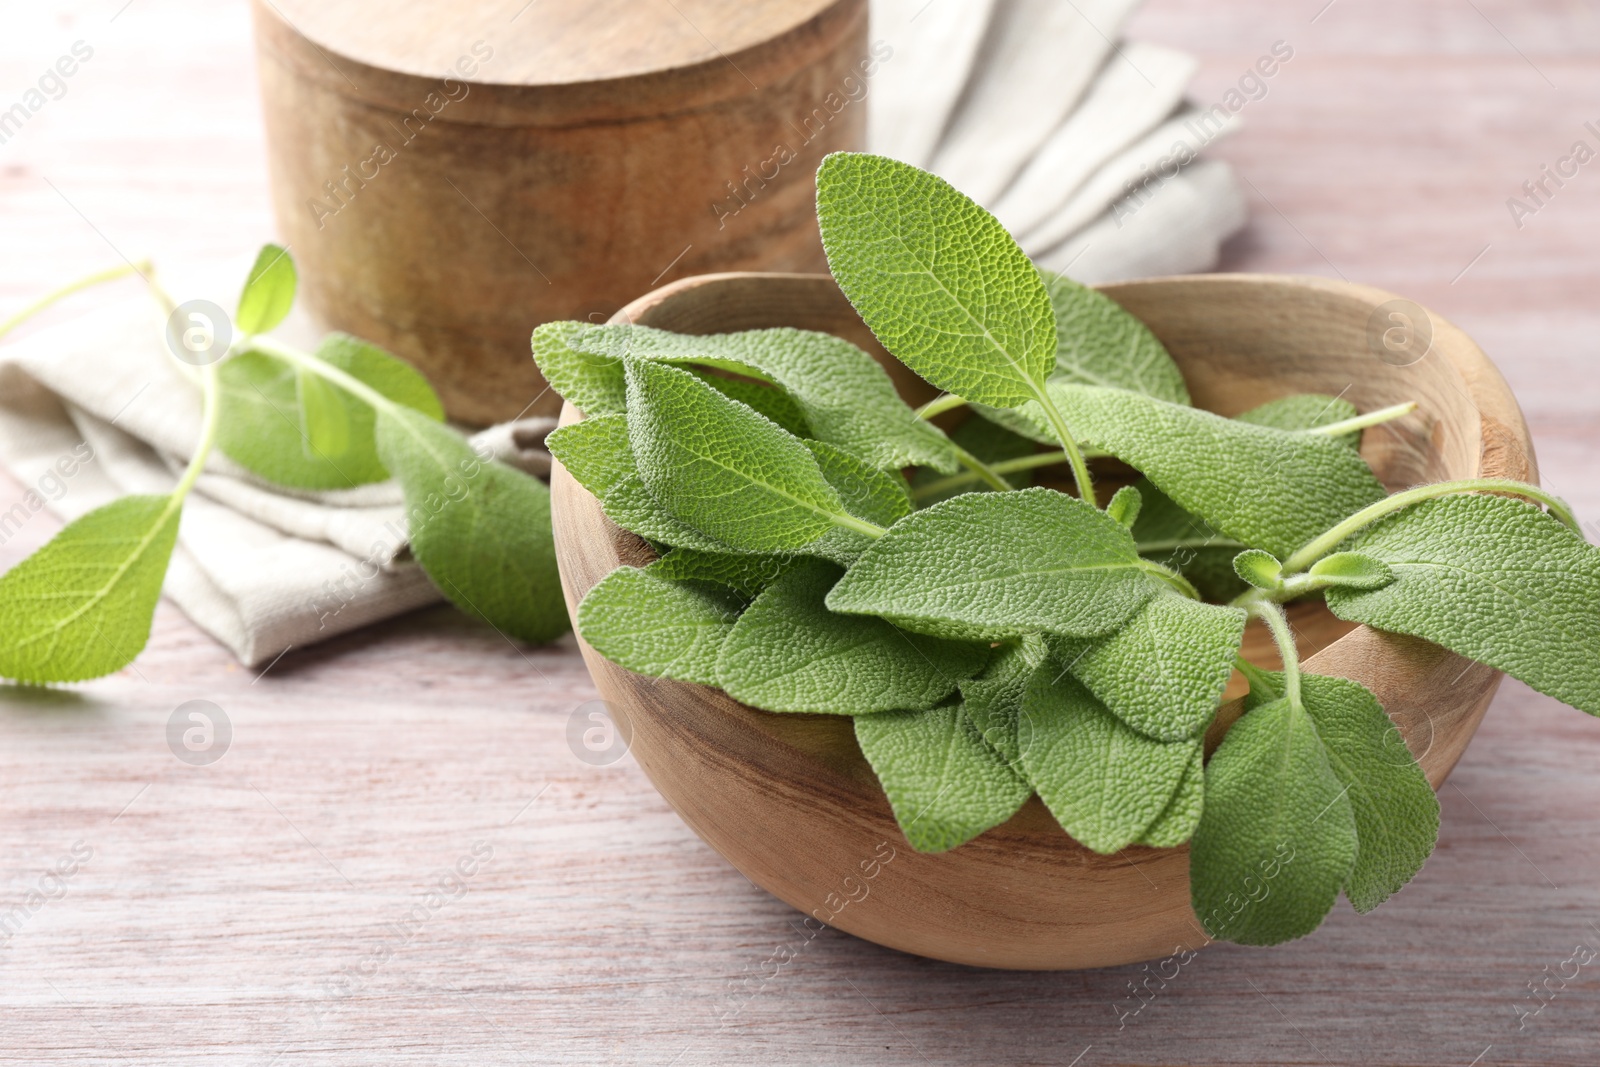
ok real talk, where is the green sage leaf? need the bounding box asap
[626,360,854,552]
[1049,590,1246,742]
[1324,492,1600,715]
[1040,269,1188,404]
[1190,696,1357,946]
[375,407,568,644]
[816,151,1055,407]
[855,703,1032,853]
[217,334,444,490]
[1136,742,1205,848]
[577,567,744,686]
[1018,668,1197,854]
[569,323,961,472]
[826,487,1155,641]
[1245,670,1439,913]
[0,495,180,684]
[235,243,297,335]
[716,559,988,715]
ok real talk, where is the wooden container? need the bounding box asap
[551,272,1533,970]
[252,0,869,425]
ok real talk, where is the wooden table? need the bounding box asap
[3,1,1599,1063]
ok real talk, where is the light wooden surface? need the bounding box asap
[256,0,866,425]
[4,0,1600,1063]
[553,271,1518,971]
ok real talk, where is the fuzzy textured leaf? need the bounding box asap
[1018,669,1196,853]
[569,323,960,472]
[627,360,850,552]
[218,334,444,490]
[235,244,297,334]
[817,152,1055,407]
[1137,742,1205,848]
[0,495,180,683]
[1040,270,1188,404]
[648,549,801,599]
[1324,492,1600,715]
[716,559,988,715]
[578,567,744,686]
[826,488,1155,641]
[1246,670,1439,913]
[1236,393,1360,448]
[375,407,568,644]
[532,320,627,415]
[1190,696,1357,945]
[1053,384,1387,560]
[1049,590,1246,742]
[958,636,1048,765]
[855,703,1032,853]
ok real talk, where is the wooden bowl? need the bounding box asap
[252,0,867,425]
[551,272,1534,970]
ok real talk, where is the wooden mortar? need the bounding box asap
[551,271,1533,970]
[252,0,870,424]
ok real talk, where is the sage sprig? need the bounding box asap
[551,151,1598,949]
[0,246,570,683]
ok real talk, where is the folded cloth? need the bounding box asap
[871,0,1248,282]
[0,299,554,667]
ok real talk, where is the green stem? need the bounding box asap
[1032,387,1097,509]
[246,334,399,414]
[1245,597,1301,707]
[1307,401,1416,438]
[913,449,1065,501]
[1138,559,1201,600]
[1283,477,1580,573]
[173,360,222,500]
[0,260,153,343]
[916,394,968,420]
[950,444,1014,493]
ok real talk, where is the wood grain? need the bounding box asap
[551,271,1523,970]
[3,0,1600,1062]
[254,0,867,424]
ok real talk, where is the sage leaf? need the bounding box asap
[235,243,297,335]
[218,334,444,490]
[0,495,180,683]
[1136,742,1205,848]
[532,320,626,415]
[1040,269,1188,404]
[826,488,1155,641]
[855,703,1032,853]
[577,567,744,686]
[716,559,989,715]
[1324,492,1600,715]
[1106,485,1142,529]
[375,407,569,644]
[1190,696,1358,945]
[1237,393,1360,448]
[1233,549,1283,591]
[626,360,854,552]
[296,367,351,460]
[1053,384,1386,560]
[1018,668,1197,854]
[647,549,801,599]
[1049,590,1247,742]
[569,323,961,472]
[958,636,1048,765]
[1307,551,1394,591]
[690,368,810,438]
[1245,670,1439,913]
[1130,478,1247,603]
[910,414,1037,505]
[816,151,1055,408]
